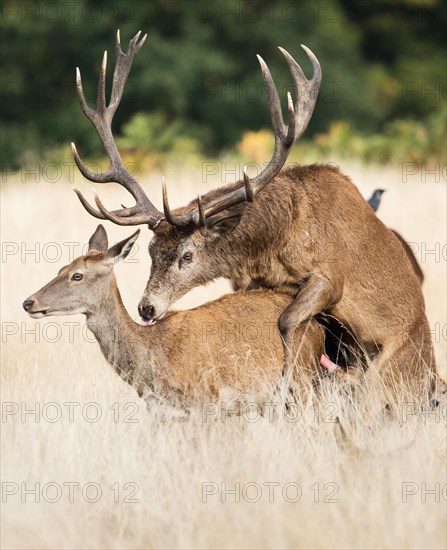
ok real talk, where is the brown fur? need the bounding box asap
[142,163,439,399]
[391,230,424,284]
[23,231,326,407]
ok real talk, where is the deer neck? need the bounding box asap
[85,275,152,389]
[215,232,258,282]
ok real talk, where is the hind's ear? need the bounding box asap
[88,224,108,252]
[105,229,140,264]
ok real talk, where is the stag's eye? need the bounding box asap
[71,273,83,281]
[179,251,193,269]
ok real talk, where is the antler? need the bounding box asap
[71,30,164,228]
[163,44,321,229]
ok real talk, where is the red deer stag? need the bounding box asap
[71,31,440,400]
[23,225,327,407]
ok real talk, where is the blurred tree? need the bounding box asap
[1,0,445,167]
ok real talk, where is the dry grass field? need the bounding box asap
[1,160,446,549]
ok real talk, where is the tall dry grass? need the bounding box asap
[1,161,446,549]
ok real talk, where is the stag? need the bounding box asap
[71,31,440,399]
[23,225,330,406]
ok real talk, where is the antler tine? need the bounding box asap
[300,44,322,85]
[72,30,164,229]
[161,177,173,223]
[173,44,322,228]
[285,91,296,146]
[73,187,148,223]
[93,192,124,224]
[72,187,107,220]
[197,195,207,227]
[162,177,195,228]
[250,44,321,187]
[71,142,114,183]
[279,45,321,141]
[93,191,154,226]
[256,54,286,139]
[96,51,107,113]
[73,140,147,207]
[243,165,255,202]
[109,30,147,115]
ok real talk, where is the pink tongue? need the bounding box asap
[140,318,155,326]
[320,354,339,372]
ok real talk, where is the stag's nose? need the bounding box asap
[22,299,34,312]
[138,304,155,322]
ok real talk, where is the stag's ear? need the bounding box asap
[105,229,140,264]
[205,215,241,239]
[88,224,108,252]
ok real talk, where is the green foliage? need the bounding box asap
[117,112,201,169]
[301,110,446,165]
[118,112,183,153]
[1,0,445,168]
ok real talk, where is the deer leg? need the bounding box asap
[279,274,339,390]
[372,322,437,404]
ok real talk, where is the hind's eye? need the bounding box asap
[182,252,193,262]
[72,273,83,281]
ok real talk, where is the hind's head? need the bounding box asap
[23,225,139,318]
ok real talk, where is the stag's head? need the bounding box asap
[70,30,321,324]
[138,214,243,323]
[23,226,139,318]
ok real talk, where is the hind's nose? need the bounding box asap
[138,304,155,321]
[23,299,34,312]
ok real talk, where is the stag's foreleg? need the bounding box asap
[279,274,342,389]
